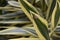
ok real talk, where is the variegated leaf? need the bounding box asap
[18,0,49,40]
[50,1,60,36]
[46,0,56,20]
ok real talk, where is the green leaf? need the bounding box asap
[19,0,49,40]
[54,4,60,27]
[40,0,48,12]
[46,0,56,20]
[50,1,60,36]
[18,0,49,40]
[51,2,60,28]
[34,19,49,40]
[31,12,49,40]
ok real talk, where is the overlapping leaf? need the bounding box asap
[51,1,60,29]
[49,1,60,36]
[46,0,56,20]
[18,0,49,40]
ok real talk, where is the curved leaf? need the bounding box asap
[51,2,60,28]
[31,11,49,40]
[18,0,49,40]
[46,0,56,20]
[50,1,60,36]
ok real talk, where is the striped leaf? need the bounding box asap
[50,1,60,36]
[31,11,49,40]
[46,0,56,20]
[18,0,49,40]
[51,1,60,29]
[19,0,43,16]
[39,0,48,12]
